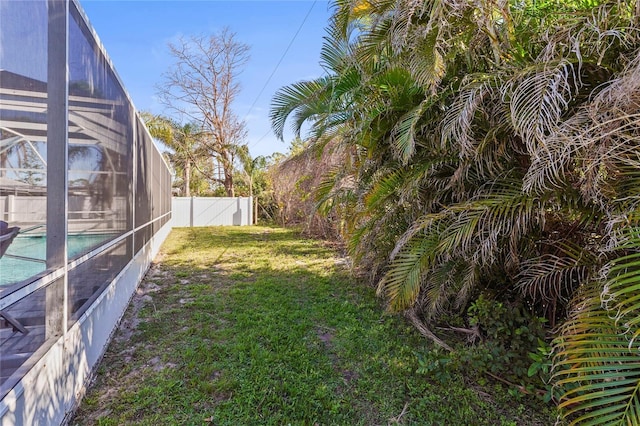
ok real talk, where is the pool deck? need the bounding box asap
[0,296,46,383]
[1,248,128,384]
[0,231,120,286]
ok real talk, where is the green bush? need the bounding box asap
[417,294,549,393]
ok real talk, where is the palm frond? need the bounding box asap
[602,228,640,344]
[377,231,441,312]
[517,254,592,303]
[441,76,496,158]
[424,260,478,318]
[320,18,352,74]
[331,0,356,37]
[553,282,640,425]
[363,168,404,210]
[364,156,455,211]
[390,99,429,164]
[408,29,446,92]
[507,61,580,154]
[355,14,393,66]
[553,228,640,425]
[521,114,584,194]
[378,177,544,313]
[314,165,355,216]
[269,77,334,140]
[443,178,543,265]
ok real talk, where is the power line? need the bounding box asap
[250,128,273,152]
[246,0,318,150]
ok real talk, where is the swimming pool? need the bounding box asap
[0,233,117,286]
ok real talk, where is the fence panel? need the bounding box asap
[172,197,253,227]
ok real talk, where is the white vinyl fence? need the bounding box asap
[172,197,253,227]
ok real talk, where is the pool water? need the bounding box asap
[0,234,117,286]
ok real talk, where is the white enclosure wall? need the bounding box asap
[172,197,253,227]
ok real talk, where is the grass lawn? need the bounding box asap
[71,226,557,425]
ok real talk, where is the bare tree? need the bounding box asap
[157,28,249,196]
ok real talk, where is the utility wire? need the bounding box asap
[246,0,318,149]
[251,128,273,152]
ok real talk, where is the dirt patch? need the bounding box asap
[341,369,358,383]
[147,258,168,277]
[116,295,153,341]
[114,268,163,343]
[116,347,136,364]
[143,282,161,293]
[148,356,178,372]
[317,331,333,344]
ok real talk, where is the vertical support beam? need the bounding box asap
[130,111,136,258]
[46,0,69,338]
[131,121,135,251]
[6,194,14,222]
[190,196,194,227]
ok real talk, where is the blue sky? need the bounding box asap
[79,0,333,158]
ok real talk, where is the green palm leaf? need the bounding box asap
[408,30,446,92]
[319,19,352,74]
[270,77,334,140]
[441,178,542,265]
[553,229,640,425]
[377,231,442,312]
[355,15,393,65]
[424,260,478,318]
[390,99,433,164]
[314,164,355,216]
[379,178,543,312]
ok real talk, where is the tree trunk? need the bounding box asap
[254,197,258,225]
[250,179,257,225]
[249,179,253,224]
[184,159,191,197]
[223,166,234,197]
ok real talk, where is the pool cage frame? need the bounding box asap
[0,0,172,423]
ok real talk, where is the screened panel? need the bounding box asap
[68,237,131,322]
[134,223,152,255]
[135,119,152,228]
[67,6,132,240]
[0,0,49,288]
[0,277,63,396]
[0,0,171,399]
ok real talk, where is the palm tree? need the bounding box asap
[141,113,206,197]
[272,1,640,423]
[235,144,267,224]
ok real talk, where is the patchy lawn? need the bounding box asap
[70,226,556,425]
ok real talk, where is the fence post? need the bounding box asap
[190,196,194,227]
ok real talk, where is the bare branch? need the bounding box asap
[156,28,250,196]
